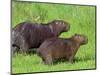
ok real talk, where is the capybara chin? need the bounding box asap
[37,34,88,65]
[12,20,70,54]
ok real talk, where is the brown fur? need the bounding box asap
[37,34,88,65]
[12,20,70,54]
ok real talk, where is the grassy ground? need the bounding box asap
[12,1,96,74]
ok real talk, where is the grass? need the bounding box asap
[12,54,95,73]
[12,1,96,74]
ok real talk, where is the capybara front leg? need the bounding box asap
[44,55,53,65]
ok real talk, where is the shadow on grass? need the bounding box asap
[44,56,95,65]
[14,48,37,55]
[74,57,95,62]
[28,48,37,55]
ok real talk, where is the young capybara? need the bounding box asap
[37,34,88,65]
[12,20,70,54]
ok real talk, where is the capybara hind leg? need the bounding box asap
[68,56,74,63]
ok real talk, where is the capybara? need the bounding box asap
[37,34,88,65]
[12,20,70,54]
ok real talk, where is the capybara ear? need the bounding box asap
[75,33,78,36]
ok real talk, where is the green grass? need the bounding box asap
[12,54,95,73]
[12,1,96,74]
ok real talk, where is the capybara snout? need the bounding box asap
[49,20,70,32]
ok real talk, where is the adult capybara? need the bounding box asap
[37,34,88,65]
[12,20,70,54]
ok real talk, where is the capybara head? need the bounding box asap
[72,34,88,45]
[48,20,70,35]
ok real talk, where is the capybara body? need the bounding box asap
[37,34,88,65]
[12,20,70,54]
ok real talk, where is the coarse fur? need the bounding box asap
[12,20,70,54]
[37,34,88,65]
